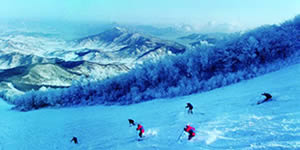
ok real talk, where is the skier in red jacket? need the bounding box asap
[184,125,196,140]
[136,124,145,138]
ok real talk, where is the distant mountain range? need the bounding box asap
[177,32,236,47]
[70,27,186,62]
[0,26,186,99]
[0,52,53,69]
[0,25,241,100]
[0,59,129,94]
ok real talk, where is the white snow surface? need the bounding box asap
[0,63,300,150]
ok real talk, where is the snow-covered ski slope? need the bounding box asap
[1,63,300,150]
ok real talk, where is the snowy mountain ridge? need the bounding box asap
[0,59,130,100]
[0,27,186,68]
[0,27,186,99]
[71,27,186,63]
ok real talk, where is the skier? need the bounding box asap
[185,103,193,114]
[128,119,136,126]
[257,93,272,105]
[184,125,196,140]
[136,124,145,138]
[70,136,78,144]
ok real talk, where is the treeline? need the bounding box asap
[12,15,300,111]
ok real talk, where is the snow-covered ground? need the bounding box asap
[1,63,300,150]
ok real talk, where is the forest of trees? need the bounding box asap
[12,15,300,111]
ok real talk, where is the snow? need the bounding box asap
[0,63,300,150]
[0,34,66,57]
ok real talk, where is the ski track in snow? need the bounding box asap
[1,64,300,150]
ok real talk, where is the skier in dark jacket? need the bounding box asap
[128,119,136,126]
[257,93,272,105]
[70,136,78,144]
[185,103,193,114]
[136,124,145,138]
[184,125,196,140]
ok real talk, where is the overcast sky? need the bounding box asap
[0,0,299,29]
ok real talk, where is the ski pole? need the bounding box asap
[136,131,140,140]
[176,129,184,142]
